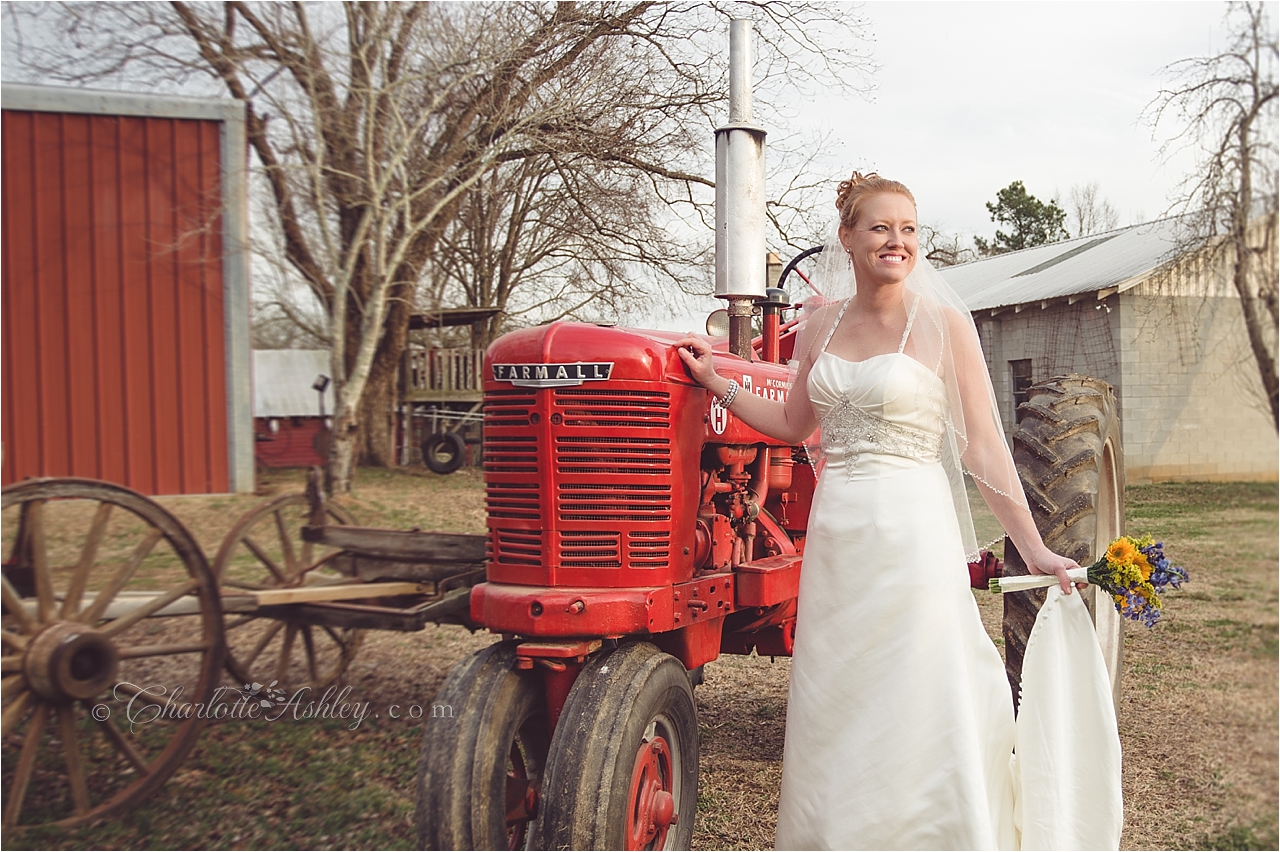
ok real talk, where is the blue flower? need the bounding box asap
[1141,541,1188,594]
[1117,589,1161,626]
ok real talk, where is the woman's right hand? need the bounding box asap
[675,336,720,388]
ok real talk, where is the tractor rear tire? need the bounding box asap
[416,642,549,850]
[1004,375,1125,712]
[423,431,466,474]
[532,642,698,851]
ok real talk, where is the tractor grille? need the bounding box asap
[493,529,543,566]
[485,382,676,577]
[485,390,538,428]
[553,388,670,428]
[628,530,671,568]
[560,530,622,569]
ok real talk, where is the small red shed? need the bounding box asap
[2,84,253,494]
[252,349,334,469]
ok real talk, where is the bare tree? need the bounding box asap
[5,2,873,491]
[424,150,711,349]
[920,224,977,268]
[1146,1,1278,428]
[248,192,332,350]
[1067,181,1120,237]
[250,274,330,350]
[250,302,329,350]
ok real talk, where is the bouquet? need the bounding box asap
[989,536,1188,627]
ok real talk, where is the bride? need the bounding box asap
[676,172,1114,850]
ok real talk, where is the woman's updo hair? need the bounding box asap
[835,171,916,229]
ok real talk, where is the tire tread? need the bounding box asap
[1003,375,1125,709]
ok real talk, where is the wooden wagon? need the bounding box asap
[1,470,485,829]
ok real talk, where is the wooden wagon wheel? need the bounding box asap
[212,492,363,691]
[1004,375,1126,712]
[1,478,225,829]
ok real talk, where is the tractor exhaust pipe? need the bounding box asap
[715,20,767,360]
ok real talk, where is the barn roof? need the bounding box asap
[939,216,1183,311]
[253,350,334,418]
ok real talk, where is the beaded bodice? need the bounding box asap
[807,298,946,471]
[809,353,945,470]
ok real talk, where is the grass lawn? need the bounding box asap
[4,468,1275,850]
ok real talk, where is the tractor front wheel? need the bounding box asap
[416,642,548,850]
[533,642,698,851]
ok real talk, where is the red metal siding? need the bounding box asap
[253,418,327,468]
[2,109,230,494]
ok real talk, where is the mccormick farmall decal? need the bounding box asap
[492,362,614,389]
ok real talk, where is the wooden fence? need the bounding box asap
[403,347,485,401]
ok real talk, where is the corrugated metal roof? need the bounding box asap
[253,350,335,418]
[939,217,1183,311]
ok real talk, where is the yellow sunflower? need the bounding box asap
[1135,551,1152,581]
[1107,538,1138,567]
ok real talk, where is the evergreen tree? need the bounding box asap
[974,181,1069,255]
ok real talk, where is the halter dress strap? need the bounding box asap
[820,298,853,353]
[897,294,920,354]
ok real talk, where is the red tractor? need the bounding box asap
[418,282,826,849]
[419,26,827,845]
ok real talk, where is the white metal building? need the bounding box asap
[941,216,1277,483]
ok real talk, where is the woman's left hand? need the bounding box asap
[1024,547,1086,595]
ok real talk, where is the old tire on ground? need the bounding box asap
[423,431,466,475]
[416,642,548,850]
[532,642,698,851]
[1003,375,1125,711]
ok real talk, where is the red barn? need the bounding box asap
[252,349,333,469]
[2,84,253,494]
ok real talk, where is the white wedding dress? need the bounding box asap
[774,319,1123,849]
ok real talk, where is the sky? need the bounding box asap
[640,0,1242,329]
[0,1,1256,328]
[785,1,1234,241]
[0,2,1237,238]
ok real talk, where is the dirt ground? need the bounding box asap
[5,468,1276,850]
[347,473,1279,851]
[278,482,1280,852]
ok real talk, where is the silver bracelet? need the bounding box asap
[718,379,740,408]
